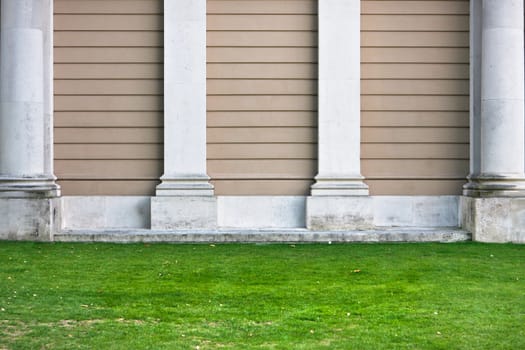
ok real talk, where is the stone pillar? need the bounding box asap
[0,0,59,240]
[462,0,525,243]
[151,0,217,229]
[306,0,371,230]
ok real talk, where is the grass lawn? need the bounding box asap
[0,242,524,349]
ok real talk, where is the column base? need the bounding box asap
[306,196,373,230]
[461,196,525,243]
[156,176,214,196]
[310,176,369,196]
[0,176,60,198]
[463,175,525,197]
[0,197,59,241]
[151,196,217,230]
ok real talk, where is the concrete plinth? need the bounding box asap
[461,196,525,243]
[151,196,217,230]
[306,196,373,230]
[0,198,58,241]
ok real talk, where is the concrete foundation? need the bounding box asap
[306,196,373,230]
[62,196,150,229]
[151,196,217,230]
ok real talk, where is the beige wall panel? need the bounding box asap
[362,80,468,96]
[55,144,163,160]
[55,0,162,14]
[361,0,469,195]
[362,15,468,31]
[59,181,159,196]
[365,180,466,196]
[362,143,469,159]
[208,96,316,111]
[55,48,162,63]
[362,96,468,111]
[55,128,162,144]
[207,1,316,14]
[55,112,163,128]
[362,127,467,143]
[207,47,317,63]
[207,0,317,195]
[55,15,163,31]
[362,32,468,48]
[208,144,316,160]
[362,63,469,79]
[208,111,317,127]
[207,63,316,79]
[362,159,468,178]
[207,31,317,47]
[208,80,317,95]
[208,160,316,179]
[213,180,314,195]
[54,0,163,195]
[208,128,316,144]
[55,64,162,79]
[55,96,162,112]
[55,31,163,47]
[362,1,469,15]
[362,111,468,127]
[55,160,162,179]
[55,80,163,96]
[361,48,468,63]
[207,15,317,31]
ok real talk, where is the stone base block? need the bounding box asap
[151,196,217,230]
[0,198,59,241]
[461,196,525,243]
[306,196,373,230]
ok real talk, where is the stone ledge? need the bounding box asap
[53,227,470,244]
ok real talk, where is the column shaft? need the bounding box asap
[311,0,368,196]
[0,0,58,198]
[464,0,525,197]
[156,0,213,196]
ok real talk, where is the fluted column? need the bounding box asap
[0,0,59,198]
[464,0,525,197]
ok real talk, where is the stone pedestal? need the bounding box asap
[151,196,217,230]
[0,198,59,241]
[461,197,525,243]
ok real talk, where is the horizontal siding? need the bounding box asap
[207,0,318,195]
[54,0,163,196]
[361,0,469,195]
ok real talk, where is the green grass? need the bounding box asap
[0,242,524,349]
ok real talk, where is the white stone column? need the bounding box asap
[306,0,371,230]
[151,0,216,229]
[156,0,213,196]
[0,0,59,198]
[464,0,525,197]
[0,0,59,241]
[461,0,525,243]
[310,0,368,196]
